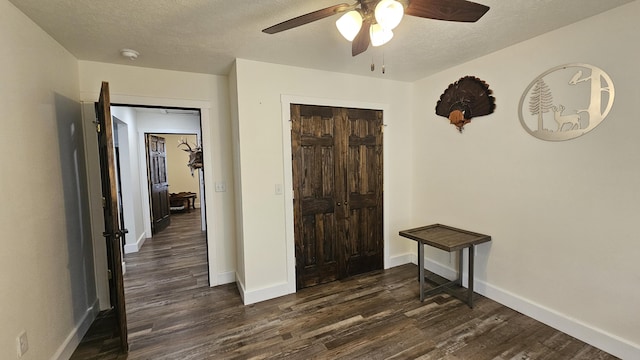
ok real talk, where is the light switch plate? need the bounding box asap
[215,182,226,192]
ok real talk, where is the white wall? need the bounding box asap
[110,106,146,254]
[232,59,415,303]
[0,1,98,359]
[78,61,237,287]
[163,134,201,205]
[411,2,640,358]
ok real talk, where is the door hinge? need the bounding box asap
[107,269,112,280]
[102,197,106,208]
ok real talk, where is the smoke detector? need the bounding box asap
[120,48,139,60]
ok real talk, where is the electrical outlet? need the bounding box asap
[17,331,28,357]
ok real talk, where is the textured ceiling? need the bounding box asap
[8,0,635,81]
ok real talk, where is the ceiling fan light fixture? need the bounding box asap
[370,23,393,47]
[336,10,363,41]
[375,0,404,30]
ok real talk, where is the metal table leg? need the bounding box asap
[419,241,425,302]
[468,245,475,308]
[457,248,463,287]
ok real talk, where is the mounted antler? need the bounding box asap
[178,138,203,176]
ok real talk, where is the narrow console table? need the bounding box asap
[399,224,491,308]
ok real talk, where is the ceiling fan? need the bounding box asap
[262,0,490,56]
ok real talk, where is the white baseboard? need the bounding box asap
[387,253,413,269]
[407,256,640,360]
[52,299,100,360]
[236,277,294,305]
[235,274,247,304]
[124,233,146,254]
[475,279,639,360]
[214,271,236,286]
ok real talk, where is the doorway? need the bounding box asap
[105,104,209,349]
[290,104,384,289]
[146,134,171,234]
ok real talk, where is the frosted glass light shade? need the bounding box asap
[375,0,404,30]
[370,23,393,46]
[336,11,363,41]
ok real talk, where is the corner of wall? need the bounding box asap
[51,299,100,360]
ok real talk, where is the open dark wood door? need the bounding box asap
[96,81,128,352]
[291,104,383,289]
[147,134,171,234]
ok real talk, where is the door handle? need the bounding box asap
[102,229,129,239]
[336,202,341,206]
[102,231,120,240]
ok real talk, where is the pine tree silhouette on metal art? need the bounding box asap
[528,78,553,131]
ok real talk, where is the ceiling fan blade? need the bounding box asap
[406,0,489,23]
[352,19,371,56]
[262,3,352,34]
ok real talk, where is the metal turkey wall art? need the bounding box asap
[435,76,496,132]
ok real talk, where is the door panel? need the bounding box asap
[292,104,383,289]
[345,109,384,276]
[96,81,128,352]
[292,105,339,289]
[147,134,171,234]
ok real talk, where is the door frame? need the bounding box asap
[84,93,219,311]
[280,95,391,293]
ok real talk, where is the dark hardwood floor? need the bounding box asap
[72,210,617,359]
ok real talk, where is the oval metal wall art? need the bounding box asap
[518,63,615,141]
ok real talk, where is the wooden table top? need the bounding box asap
[399,224,491,252]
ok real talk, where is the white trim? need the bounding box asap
[240,282,292,306]
[235,273,246,303]
[216,271,236,285]
[106,95,218,287]
[80,92,212,110]
[413,255,640,359]
[51,299,100,360]
[387,253,413,269]
[280,95,391,298]
[82,91,220,291]
[477,280,640,360]
[123,232,146,254]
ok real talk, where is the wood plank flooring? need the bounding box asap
[72,210,618,359]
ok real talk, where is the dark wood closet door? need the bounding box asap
[147,134,171,233]
[343,108,384,276]
[291,104,383,290]
[292,105,340,289]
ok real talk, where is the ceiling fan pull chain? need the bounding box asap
[382,51,386,74]
[371,56,375,72]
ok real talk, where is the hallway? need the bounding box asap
[122,209,215,352]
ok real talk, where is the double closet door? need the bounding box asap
[291,104,383,290]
